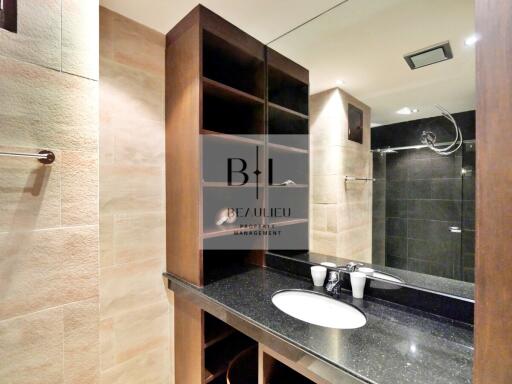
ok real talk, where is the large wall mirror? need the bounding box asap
[268,0,475,300]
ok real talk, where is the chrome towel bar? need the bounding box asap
[345,176,375,182]
[0,150,55,164]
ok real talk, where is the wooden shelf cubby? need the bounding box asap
[204,313,235,348]
[202,249,264,284]
[267,188,308,224]
[203,29,264,98]
[268,69,309,115]
[268,147,309,185]
[203,79,264,135]
[268,221,309,254]
[267,48,309,116]
[202,134,263,183]
[261,350,315,384]
[204,313,257,383]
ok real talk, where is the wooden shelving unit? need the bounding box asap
[266,48,309,256]
[166,6,309,384]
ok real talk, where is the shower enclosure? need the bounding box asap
[371,113,476,283]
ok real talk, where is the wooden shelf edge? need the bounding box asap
[204,367,227,383]
[269,102,309,119]
[203,181,258,188]
[202,226,238,239]
[268,184,308,188]
[203,221,265,239]
[201,129,264,145]
[204,328,236,349]
[267,141,308,154]
[203,76,264,104]
[271,219,308,227]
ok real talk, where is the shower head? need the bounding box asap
[421,105,463,156]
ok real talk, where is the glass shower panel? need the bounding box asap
[373,147,466,281]
[461,141,476,282]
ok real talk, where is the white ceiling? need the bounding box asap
[100,0,475,125]
[269,0,475,124]
[99,0,341,44]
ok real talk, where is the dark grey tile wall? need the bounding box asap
[383,148,463,280]
[371,112,476,283]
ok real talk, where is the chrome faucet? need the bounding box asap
[325,262,363,297]
[325,270,342,297]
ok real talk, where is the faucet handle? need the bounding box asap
[341,262,363,273]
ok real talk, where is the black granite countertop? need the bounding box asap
[166,266,473,384]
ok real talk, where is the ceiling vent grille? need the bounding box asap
[404,41,453,70]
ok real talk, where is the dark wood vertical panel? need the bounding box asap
[174,295,204,384]
[0,0,17,33]
[165,7,202,286]
[474,1,512,383]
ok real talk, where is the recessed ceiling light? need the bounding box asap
[396,107,419,115]
[336,79,345,85]
[464,34,478,46]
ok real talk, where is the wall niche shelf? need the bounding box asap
[166,5,309,383]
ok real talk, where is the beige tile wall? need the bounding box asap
[1,4,172,383]
[0,1,100,384]
[99,7,172,384]
[310,88,373,262]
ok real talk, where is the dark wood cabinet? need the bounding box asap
[165,4,310,288]
[165,5,310,383]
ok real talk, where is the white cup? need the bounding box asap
[350,272,367,299]
[358,267,375,276]
[311,266,327,287]
[320,262,337,268]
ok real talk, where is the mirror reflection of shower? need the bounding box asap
[267,0,476,286]
[371,108,475,283]
[421,105,463,156]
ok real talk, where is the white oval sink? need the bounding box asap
[272,290,366,329]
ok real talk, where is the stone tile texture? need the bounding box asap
[310,88,372,261]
